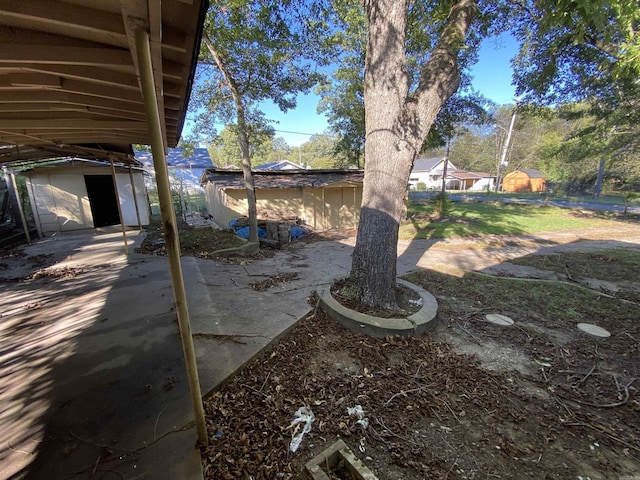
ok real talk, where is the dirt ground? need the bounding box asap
[199,243,640,480]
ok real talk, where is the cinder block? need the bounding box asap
[305,439,378,480]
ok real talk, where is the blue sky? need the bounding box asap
[261,33,520,146]
[186,33,520,147]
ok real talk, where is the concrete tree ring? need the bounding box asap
[319,279,438,338]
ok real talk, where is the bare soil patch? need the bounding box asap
[136,219,244,259]
[201,248,640,480]
[250,272,300,291]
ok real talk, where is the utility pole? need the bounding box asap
[495,103,518,192]
[441,138,451,195]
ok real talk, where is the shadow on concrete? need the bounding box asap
[0,231,201,480]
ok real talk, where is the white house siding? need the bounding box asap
[409,161,457,190]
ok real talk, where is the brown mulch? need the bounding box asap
[201,296,640,479]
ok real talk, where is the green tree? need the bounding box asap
[329,0,639,309]
[512,0,640,193]
[298,133,346,169]
[190,0,323,242]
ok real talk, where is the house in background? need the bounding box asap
[409,157,455,189]
[501,169,547,193]
[255,160,303,171]
[135,147,213,195]
[201,169,363,230]
[447,171,495,191]
[409,156,495,191]
[21,159,149,235]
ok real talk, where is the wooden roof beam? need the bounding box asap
[0,0,128,48]
[0,45,133,68]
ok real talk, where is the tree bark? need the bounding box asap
[349,0,476,309]
[593,158,605,198]
[204,35,259,242]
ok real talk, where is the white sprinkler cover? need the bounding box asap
[485,314,515,326]
[577,323,611,338]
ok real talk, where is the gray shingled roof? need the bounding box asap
[135,147,213,168]
[520,169,545,178]
[201,169,364,189]
[413,157,446,171]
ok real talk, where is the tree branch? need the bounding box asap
[414,0,476,101]
[202,33,259,242]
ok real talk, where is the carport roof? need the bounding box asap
[0,0,207,166]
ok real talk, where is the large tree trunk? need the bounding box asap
[236,107,259,243]
[205,35,259,242]
[348,0,475,309]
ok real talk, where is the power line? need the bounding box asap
[183,117,332,138]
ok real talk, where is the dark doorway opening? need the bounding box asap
[84,175,120,227]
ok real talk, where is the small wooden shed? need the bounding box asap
[201,169,364,230]
[22,159,149,235]
[501,169,547,193]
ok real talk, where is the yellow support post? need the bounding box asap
[109,158,129,254]
[134,27,208,446]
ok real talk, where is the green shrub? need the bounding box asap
[431,192,451,216]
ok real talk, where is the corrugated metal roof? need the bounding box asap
[202,168,364,189]
[0,0,208,165]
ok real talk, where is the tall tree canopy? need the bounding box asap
[326,0,640,308]
[513,1,640,168]
[188,0,324,241]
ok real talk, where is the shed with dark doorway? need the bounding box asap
[22,159,149,235]
[501,169,547,193]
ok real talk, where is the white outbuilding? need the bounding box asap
[21,158,149,236]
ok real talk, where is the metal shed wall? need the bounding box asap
[24,165,149,234]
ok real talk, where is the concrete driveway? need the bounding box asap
[2,223,640,479]
[0,231,201,480]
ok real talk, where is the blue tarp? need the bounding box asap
[230,218,309,240]
[291,226,309,239]
[235,226,267,239]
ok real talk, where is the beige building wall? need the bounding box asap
[205,182,362,231]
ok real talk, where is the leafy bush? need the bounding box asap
[431,192,451,216]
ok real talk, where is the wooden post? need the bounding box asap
[135,26,208,446]
[128,167,143,231]
[109,158,129,255]
[3,167,30,242]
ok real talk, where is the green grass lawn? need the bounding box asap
[400,200,634,240]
